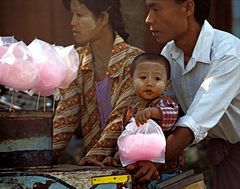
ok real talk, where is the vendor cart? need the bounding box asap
[0,110,205,189]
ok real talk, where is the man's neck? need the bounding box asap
[175,20,202,66]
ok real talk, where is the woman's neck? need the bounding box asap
[90,28,115,81]
[90,30,115,68]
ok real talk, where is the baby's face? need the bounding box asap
[133,61,169,102]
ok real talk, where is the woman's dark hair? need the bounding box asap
[63,0,129,42]
[176,0,211,26]
[130,53,171,80]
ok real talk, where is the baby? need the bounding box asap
[121,53,183,181]
[105,53,183,181]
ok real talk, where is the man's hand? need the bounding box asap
[126,161,161,183]
[78,156,104,166]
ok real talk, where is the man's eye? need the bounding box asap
[150,6,160,12]
[153,8,159,12]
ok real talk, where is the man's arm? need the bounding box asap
[165,127,194,161]
[126,127,194,183]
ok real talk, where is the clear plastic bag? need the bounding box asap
[0,36,17,58]
[54,45,79,89]
[0,41,39,91]
[118,118,166,167]
[0,36,17,46]
[28,39,67,96]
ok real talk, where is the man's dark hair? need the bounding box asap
[130,53,171,80]
[176,0,211,25]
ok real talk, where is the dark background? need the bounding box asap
[0,0,232,53]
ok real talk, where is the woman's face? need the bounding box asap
[70,0,100,46]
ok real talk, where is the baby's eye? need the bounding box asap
[139,76,146,80]
[155,77,161,81]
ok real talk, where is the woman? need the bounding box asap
[53,0,143,165]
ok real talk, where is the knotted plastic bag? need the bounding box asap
[117,118,166,167]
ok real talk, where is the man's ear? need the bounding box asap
[184,0,195,17]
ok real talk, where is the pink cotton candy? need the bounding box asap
[12,45,25,58]
[0,42,39,90]
[1,60,39,91]
[55,45,79,89]
[28,39,67,96]
[32,88,56,97]
[118,119,166,167]
[0,46,7,58]
[0,61,38,91]
[4,41,30,61]
[0,63,11,86]
[32,59,65,96]
[119,133,165,162]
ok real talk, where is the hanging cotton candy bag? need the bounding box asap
[118,118,166,167]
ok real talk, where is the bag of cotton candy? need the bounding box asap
[117,118,166,167]
[0,41,39,91]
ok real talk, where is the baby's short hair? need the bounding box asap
[130,53,171,79]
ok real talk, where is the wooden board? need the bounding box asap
[0,111,53,168]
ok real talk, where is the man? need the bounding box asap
[126,0,240,188]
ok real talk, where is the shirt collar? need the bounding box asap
[78,35,128,78]
[191,20,213,64]
[170,20,214,64]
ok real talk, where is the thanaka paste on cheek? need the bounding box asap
[79,16,97,30]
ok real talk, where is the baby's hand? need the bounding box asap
[135,107,153,126]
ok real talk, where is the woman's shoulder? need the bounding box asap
[122,44,144,66]
[126,44,144,55]
[75,46,89,54]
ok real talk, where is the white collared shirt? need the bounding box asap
[162,20,240,144]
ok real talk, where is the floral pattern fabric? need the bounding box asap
[53,35,143,161]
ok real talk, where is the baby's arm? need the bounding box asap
[135,107,162,126]
[135,97,178,128]
[155,97,179,130]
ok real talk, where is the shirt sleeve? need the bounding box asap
[155,97,179,131]
[176,55,240,143]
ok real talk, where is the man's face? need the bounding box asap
[145,0,189,45]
